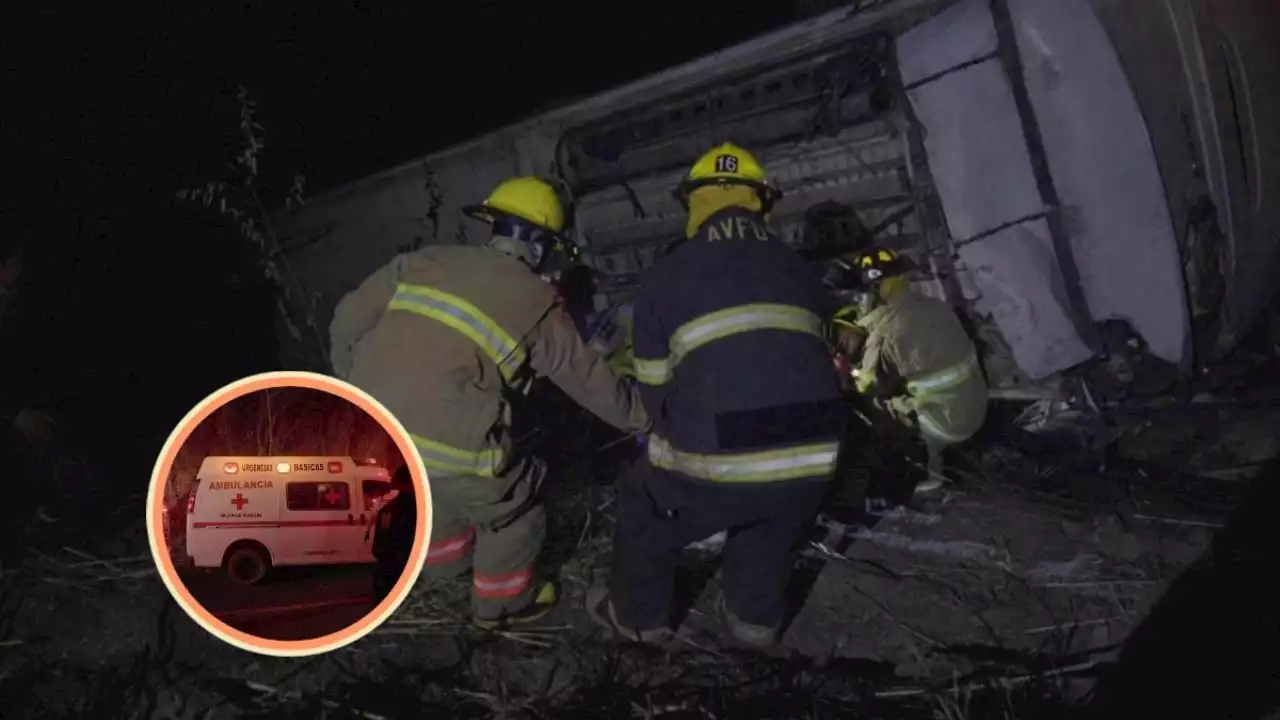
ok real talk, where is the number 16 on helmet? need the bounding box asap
[673,142,783,213]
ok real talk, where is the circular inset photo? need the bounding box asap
[146,371,432,656]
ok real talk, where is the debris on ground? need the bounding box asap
[4,360,1278,717]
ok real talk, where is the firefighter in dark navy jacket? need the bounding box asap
[371,464,417,604]
[587,143,846,648]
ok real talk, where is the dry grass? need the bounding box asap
[4,400,1114,719]
[25,547,157,588]
[375,575,575,652]
[2,526,1093,720]
[342,460,1094,719]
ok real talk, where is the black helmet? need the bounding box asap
[822,256,862,292]
[391,465,413,491]
[852,247,912,287]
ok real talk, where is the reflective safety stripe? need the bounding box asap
[916,407,972,444]
[854,368,876,395]
[647,434,839,483]
[634,304,825,386]
[474,567,533,598]
[425,528,476,565]
[906,354,979,396]
[387,282,527,380]
[632,357,672,386]
[412,433,504,478]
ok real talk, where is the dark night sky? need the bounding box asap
[4,3,801,467]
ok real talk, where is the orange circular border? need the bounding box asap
[144,371,432,657]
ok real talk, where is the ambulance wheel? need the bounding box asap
[224,543,271,586]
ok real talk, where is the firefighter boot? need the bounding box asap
[585,586,677,647]
[912,437,948,498]
[722,600,781,648]
[473,580,560,630]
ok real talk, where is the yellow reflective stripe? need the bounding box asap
[915,409,971,445]
[854,370,876,395]
[832,306,862,331]
[906,354,979,396]
[632,357,673,385]
[410,433,503,478]
[634,304,825,386]
[832,318,860,331]
[647,434,839,483]
[387,283,527,380]
[671,304,823,357]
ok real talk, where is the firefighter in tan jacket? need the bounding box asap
[831,247,988,499]
[329,176,651,629]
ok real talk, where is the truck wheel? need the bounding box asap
[224,544,270,586]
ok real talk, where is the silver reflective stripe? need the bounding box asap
[388,283,526,380]
[916,408,971,444]
[634,303,825,386]
[647,434,839,483]
[411,433,504,478]
[906,354,979,396]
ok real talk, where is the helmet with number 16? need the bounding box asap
[673,142,783,212]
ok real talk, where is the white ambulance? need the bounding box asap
[184,456,395,585]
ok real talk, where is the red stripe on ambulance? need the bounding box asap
[192,520,354,529]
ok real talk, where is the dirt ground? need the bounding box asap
[6,339,1278,719]
[2,414,1255,720]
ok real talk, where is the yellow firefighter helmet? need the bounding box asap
[464,176,566,234]
[673,142,782,212]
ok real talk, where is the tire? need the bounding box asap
[224,544,270,586]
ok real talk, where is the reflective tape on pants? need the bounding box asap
[425,528,476,565]
[916,407,973,445]
[474,567,534,598]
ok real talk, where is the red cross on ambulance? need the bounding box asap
[230,493,249,511]
[322,486,344,507]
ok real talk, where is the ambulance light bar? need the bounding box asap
[220,460,345,474]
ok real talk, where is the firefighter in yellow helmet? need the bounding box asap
[329,176,651,629]
[587,143,846,649]
[831,247,988,499]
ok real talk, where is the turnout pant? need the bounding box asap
[373,554,406,604]
[608,459,829,631]
[418,457,548,620]
[854,395,948,497]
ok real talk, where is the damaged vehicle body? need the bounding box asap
[274,0,1280,430]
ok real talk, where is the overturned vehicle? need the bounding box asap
[273,0,1280,434]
